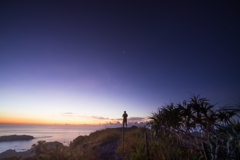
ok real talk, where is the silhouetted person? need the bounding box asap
[122,111,128,127]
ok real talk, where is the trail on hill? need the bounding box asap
[97,139,124,160]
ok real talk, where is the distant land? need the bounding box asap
[0,135,34,142]
[0,141,63,159]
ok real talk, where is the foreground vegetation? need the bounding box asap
[1,128,122,160]
[147,95,240,160]
[118,127,196,160]
[3,127,195,160]
[29,128,121,160]
[1,95,240,160]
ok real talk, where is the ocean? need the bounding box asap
[0,123,104,153]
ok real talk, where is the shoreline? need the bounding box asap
[0,127,139,159]
[0,141,63,159]
[0,137,69,154]
[0,135,34,142]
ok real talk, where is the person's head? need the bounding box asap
[124,111,126,114]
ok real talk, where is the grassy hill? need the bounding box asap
[0,126,196,160]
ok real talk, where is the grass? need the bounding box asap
[87,128,121,143]
[1,128,122,160]
[69,128,122,149]
[117,127,196,160]
[1,127,196,160]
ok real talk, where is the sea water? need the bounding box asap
[0,123,104,153]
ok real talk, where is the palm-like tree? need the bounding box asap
[148,95,238,160]
[31,140,47,159]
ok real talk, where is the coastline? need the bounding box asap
[0,124,103,154]
[0,127,133,160]
[0,135,34,142]
[0,141,63,159]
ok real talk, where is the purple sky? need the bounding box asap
[0,0,240,124]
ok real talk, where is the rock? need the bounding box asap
[0,148,35,159]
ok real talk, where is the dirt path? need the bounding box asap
[97,139,125,160]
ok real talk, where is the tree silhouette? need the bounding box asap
[31,140,47,159]
[148,95,239,160]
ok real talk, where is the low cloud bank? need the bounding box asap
[91,116,109,120]
[100,121,149,128]
[60,112,147,125]
[128,117,145,121]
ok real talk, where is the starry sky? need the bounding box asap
[0,0,240,124]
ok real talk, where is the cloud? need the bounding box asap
[64,112,73,114]
[61,113,146,122]
[115,118,122,121]
[128,117,145,121]
[77,115,110,120]
[114,117,145,121]
[61,112,75,117]
[91,116,109,120]
[102,120,149,128]
[108,117,146,122]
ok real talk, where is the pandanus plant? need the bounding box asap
[148,95,240,160]
[31,140,47,159]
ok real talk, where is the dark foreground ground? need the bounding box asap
[0,127,137,160]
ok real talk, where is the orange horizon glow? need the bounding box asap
[0,117,107,125]
[0,118,111,125]
[1,109,147,125]
[0,118,145,125]
[0,114,124,125]
[0,120,112,125]
[0,122,104,125]
[0,112,117,125]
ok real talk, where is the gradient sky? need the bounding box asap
[0,0,240,124]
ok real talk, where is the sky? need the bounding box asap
[0,0,240,124]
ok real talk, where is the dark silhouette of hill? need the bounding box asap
[0,135,34,142]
